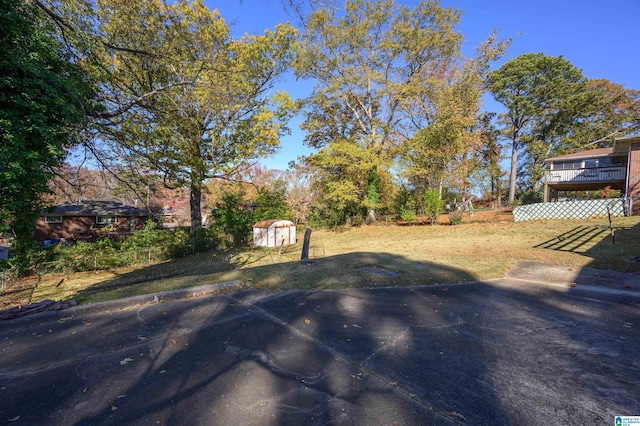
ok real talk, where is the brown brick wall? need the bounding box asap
[35,215,149,241]
[629,142,640,214]
[35,216,95,241]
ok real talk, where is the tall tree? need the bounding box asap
[295,0,471,222]
[296,0,507,222]
[476,113,504,207]
[283,161,321,225]
[485,53,589,202]
[398,30,507,203]
[53,0,298,230]
[0,0,92,260]
[565,79,640,148]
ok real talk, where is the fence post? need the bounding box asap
[607,204,616,244]
[300,227,312,261]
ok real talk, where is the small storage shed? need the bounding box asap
[253,220,297,248]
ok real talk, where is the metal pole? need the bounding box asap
[607,204,615,244]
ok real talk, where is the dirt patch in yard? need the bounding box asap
[458,209,514,223]
[437,209,514,224]
[399,209,514,225]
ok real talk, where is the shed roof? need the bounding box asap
[41,201,150,216]
[253,219,295,229]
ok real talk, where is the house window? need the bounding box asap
[599,156,626,167]
[552,161,580,170]
[45,216,62,224]
[96,216,117,225]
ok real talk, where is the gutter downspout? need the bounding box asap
[625,145,631,197]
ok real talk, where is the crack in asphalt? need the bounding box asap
[228,293,462,425]
[0,300,247,380]
[360,327,411,365]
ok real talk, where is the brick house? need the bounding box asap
[36,200,151,242]
[544,134,640,214]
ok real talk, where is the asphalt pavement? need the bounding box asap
[1,261,639,425]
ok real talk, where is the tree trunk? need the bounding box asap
[190,184,202,231]
[491,178,502,209]
[508,138,519,203]
[365,168,378,224]
[532,177,542,193]
[366,208,376,224]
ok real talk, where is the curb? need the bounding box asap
[2,280,243,326]
[507,260,640,288]
[505,260,640,303]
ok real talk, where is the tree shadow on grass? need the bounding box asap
[69,249,478,305]
[64,251,238,304]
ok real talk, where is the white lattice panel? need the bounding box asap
[513,198,628,222]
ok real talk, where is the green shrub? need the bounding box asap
[514,189,543,206]
[210,191,253,247]
[122,221,167,251]
[188,227,219,253]
[423,189,444,225]
[253,186,292,222]
[400,201,417,225]
[349,215,364,227]
[449,210,464,225]
[18,220,221,275]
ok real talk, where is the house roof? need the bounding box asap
[41,201,150,216]
[253,219,295,229]
[614,134,640,143]
[545,147,618,162]
[545,134,640,162]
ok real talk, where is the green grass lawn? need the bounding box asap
[4,215,640,309]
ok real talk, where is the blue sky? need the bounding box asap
[210,0,640,171]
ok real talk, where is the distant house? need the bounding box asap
[35,201,151,242]
[544,134,640,214]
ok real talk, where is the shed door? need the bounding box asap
[275,227,289,247]
[267,228,276,247]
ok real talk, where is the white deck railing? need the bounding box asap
[546,166,626,184]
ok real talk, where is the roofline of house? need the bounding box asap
[613,134,640,143]
[544,134,640,162]
[544,148,618,162]
[40,201,150,217]
[41,212,149,217]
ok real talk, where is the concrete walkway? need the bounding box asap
[1,261,639,425]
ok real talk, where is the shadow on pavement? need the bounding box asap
[1,253,639,424]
